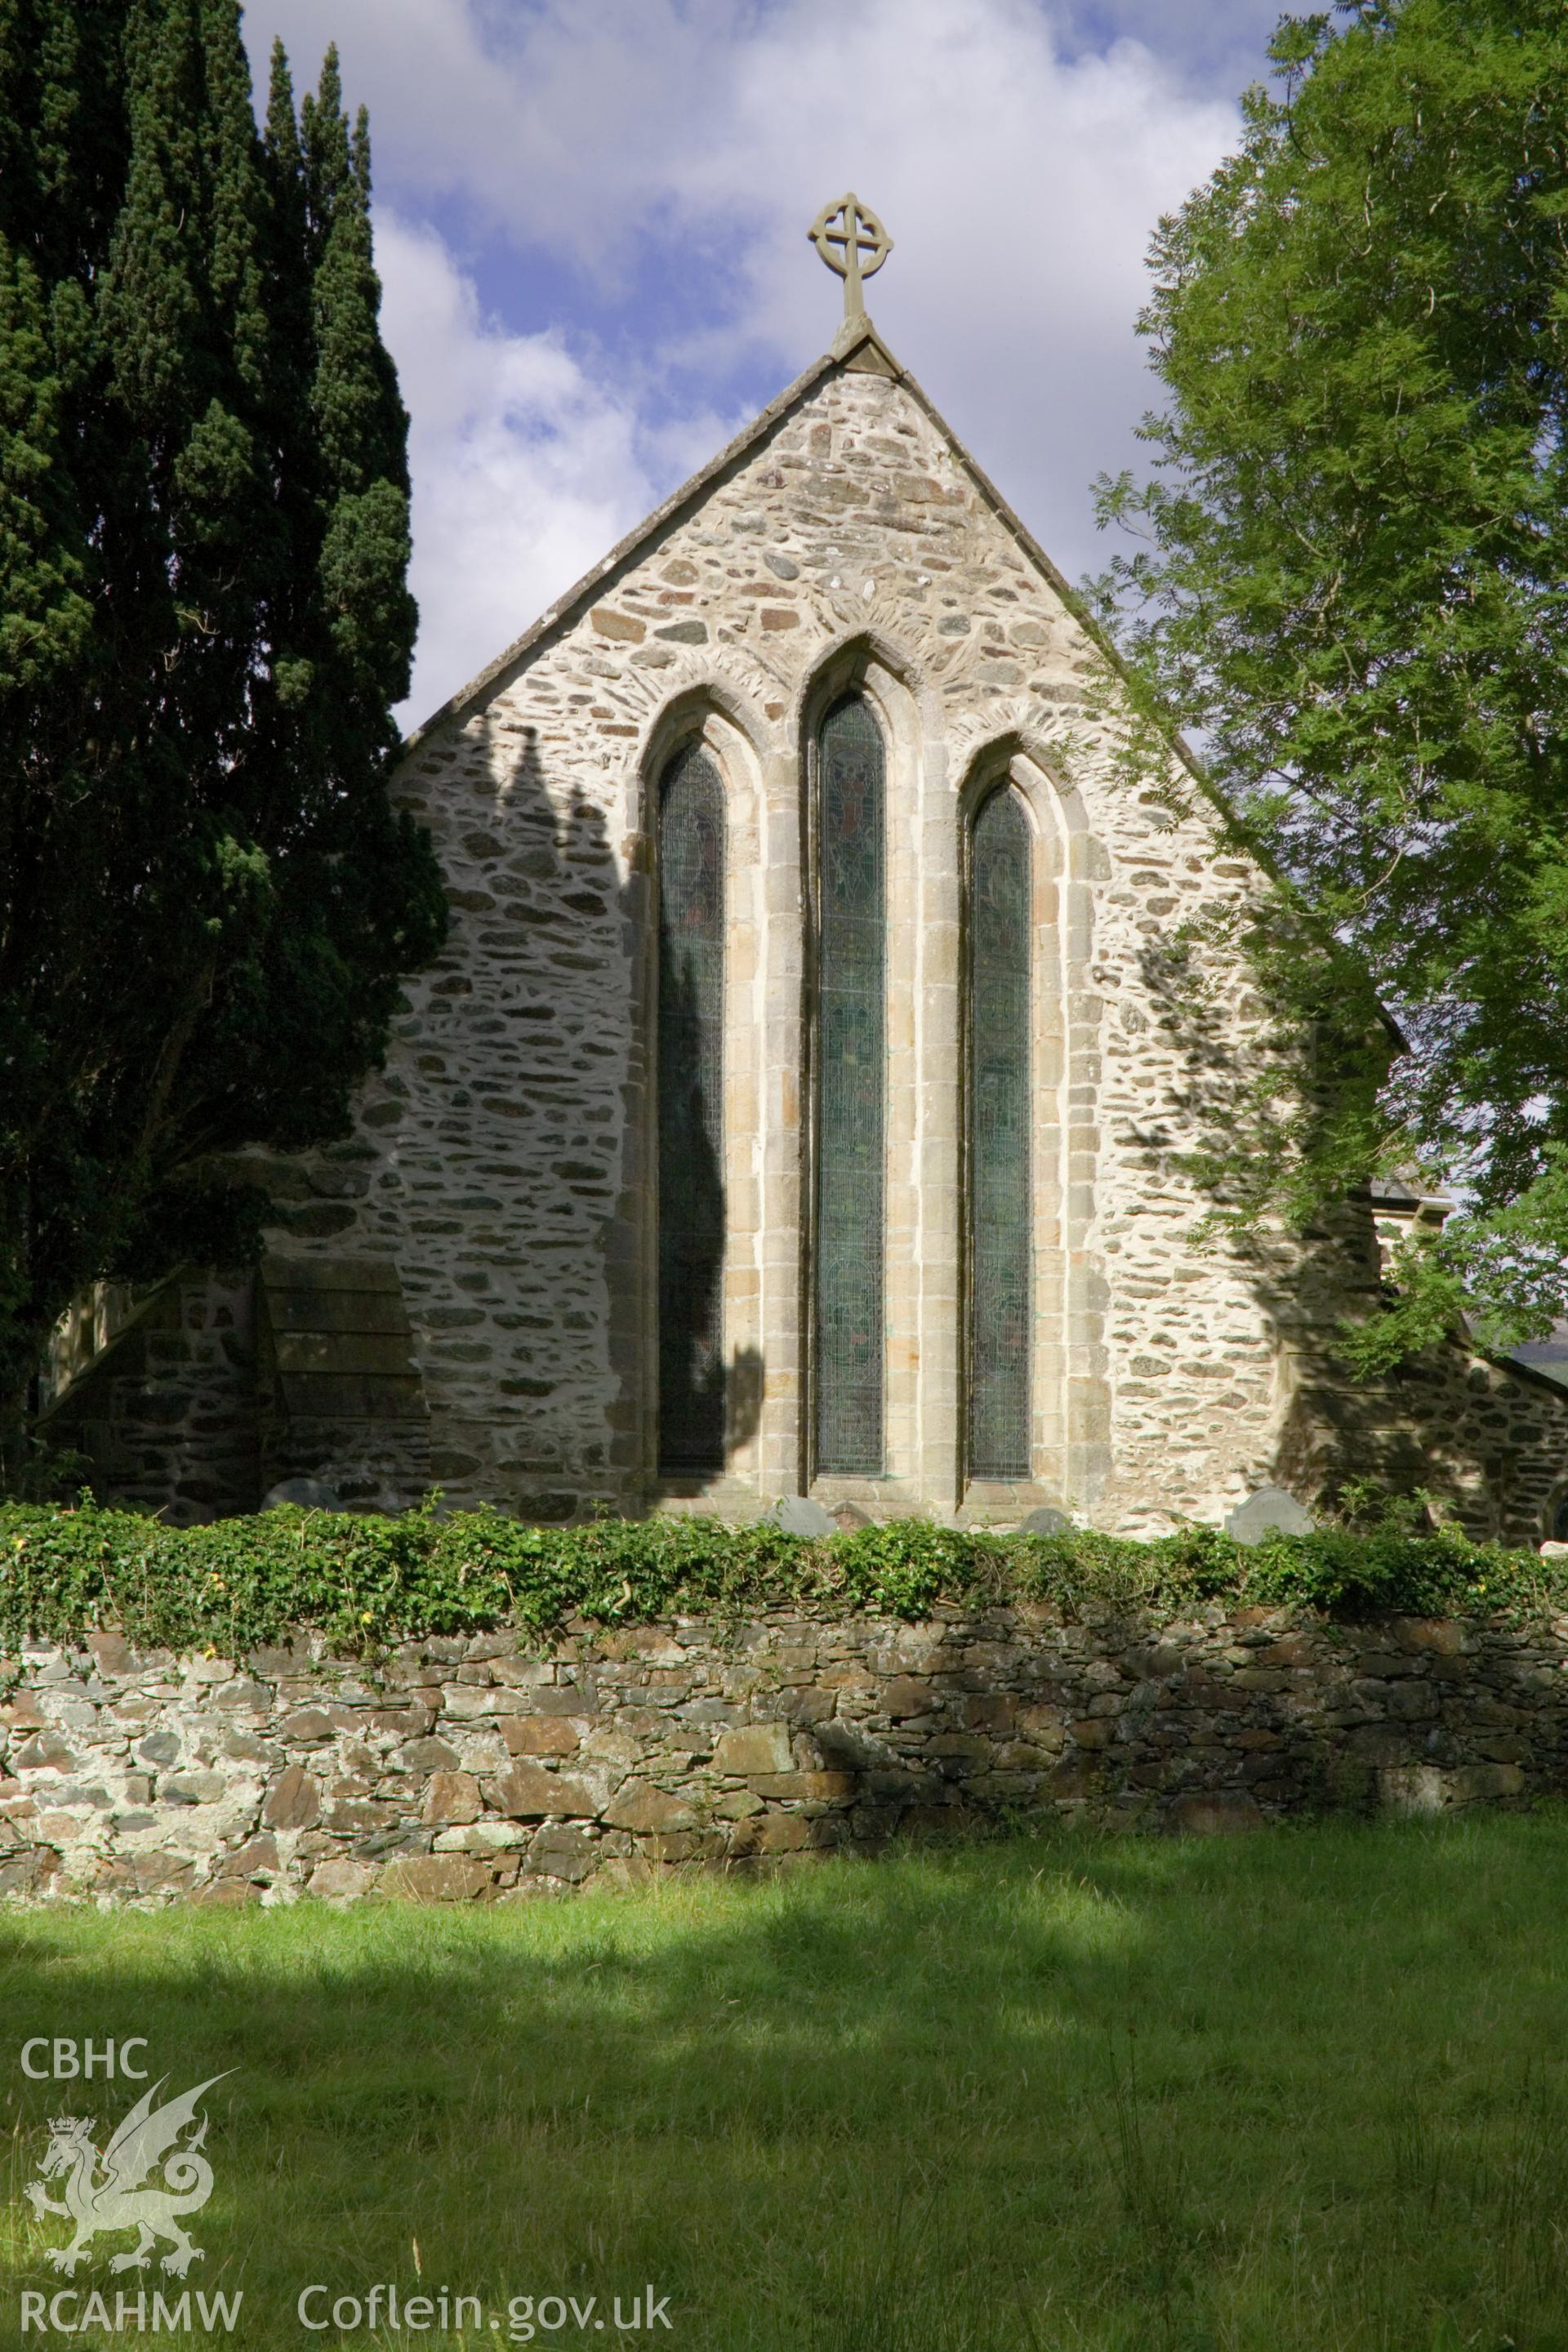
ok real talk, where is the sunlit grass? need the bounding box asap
[5,1813,1568,2347]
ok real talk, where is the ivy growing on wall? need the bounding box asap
[0,1499,1559,1658]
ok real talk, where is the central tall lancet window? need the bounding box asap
[813,693,886,1476]
[657,742,726,1475]
[968,784,1032,1480]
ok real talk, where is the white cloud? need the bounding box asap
[665,0,1241,570]
[376,216,666,726]
[243,0,1250,728]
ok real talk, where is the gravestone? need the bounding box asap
[1224,1486,1313,1544]
[1019,1506,1072,1537]
[768,1494,835,1539]
[261,1477,341,1512]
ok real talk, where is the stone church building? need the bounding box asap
[41,211,1568,1541]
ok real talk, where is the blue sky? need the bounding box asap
[238,0,1290,724]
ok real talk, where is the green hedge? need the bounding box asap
[0,1500,1565,1658]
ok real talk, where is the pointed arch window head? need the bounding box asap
[969,783,1032,1481]
[657,742,726,1476]
[813,692,886,1477]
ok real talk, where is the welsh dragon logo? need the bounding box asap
[24,2074,231,2278]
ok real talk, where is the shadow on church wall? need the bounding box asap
[1130,927,1568,1541]
[42,693,767,1526]
[403,702,768,1521]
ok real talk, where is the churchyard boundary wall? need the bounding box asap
[2,1601,1565,1904]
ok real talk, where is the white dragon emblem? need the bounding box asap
[24,2074,231,2277]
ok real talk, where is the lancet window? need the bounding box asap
[657,743,727,1473]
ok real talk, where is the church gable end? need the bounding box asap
[375,352,1156,1524]
[48,266,1568,1539]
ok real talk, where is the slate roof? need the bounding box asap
[1504,1322,1568,1394]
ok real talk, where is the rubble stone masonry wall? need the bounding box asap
[2,1602,1565,1906]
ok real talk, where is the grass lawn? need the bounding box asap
[4,1814,1568,2351]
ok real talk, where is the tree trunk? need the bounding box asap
[0,1374,33,1499]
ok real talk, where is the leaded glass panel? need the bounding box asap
[657,745,725,1474]
[814,694,885,1476]
[969,786,1032,1480]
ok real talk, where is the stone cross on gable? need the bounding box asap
[808,192,893,322]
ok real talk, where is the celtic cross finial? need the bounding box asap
[808,193,892,323]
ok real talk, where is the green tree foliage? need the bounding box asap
[0,3,446,1446]
[1089,0,1568,1368]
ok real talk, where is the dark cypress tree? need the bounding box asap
[0,4,447,1468]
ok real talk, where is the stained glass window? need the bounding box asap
[969,785,1032,1480]
[657,744,725,1474]
[814,694,885,1476]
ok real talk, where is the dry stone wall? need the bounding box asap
[2,1603,1566,1905]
